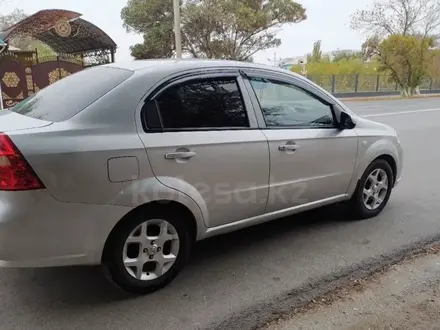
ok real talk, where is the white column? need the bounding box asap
[173,0,182,58]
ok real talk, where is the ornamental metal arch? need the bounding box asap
[0,9,118,108]
[0,9,117,61]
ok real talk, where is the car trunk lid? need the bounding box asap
[0,110,52,132]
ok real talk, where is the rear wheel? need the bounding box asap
[103,208,191,294]
[349,159,394,219]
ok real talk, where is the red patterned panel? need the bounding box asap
[59,61,83,75]
[32,61,59,93]
[0,59,28,108]
[32,60,84,93]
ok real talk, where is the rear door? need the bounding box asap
[137,70,270,228]
[242,70,358,213]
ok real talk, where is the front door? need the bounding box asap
[138,73,270,228]
[244,74,358,213]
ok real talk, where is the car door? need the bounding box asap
[138,71,270,228]
[242,70,358,213]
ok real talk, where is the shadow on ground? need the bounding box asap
[191,203,350,264]
[0,203,352,307]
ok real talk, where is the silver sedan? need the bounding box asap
[0,59,403,294]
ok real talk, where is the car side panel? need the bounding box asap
[346,117,403,196]
[262,128,358,212]
[141,130,270,228]
[346,136,402,196]
[9,123,153,206]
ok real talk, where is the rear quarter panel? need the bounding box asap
[8,70,156,205]
[9,122,151,206]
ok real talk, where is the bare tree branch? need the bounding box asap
[351,0,440,39]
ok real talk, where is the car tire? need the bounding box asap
[349,159,394,220]
[103,207,191,294]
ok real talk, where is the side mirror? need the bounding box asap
[339,112,356,130]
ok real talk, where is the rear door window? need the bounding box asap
[10,66,133,122]
[153,77,249,130]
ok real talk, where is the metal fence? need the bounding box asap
[305,74,440,97]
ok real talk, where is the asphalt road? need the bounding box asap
[1,97,440,330]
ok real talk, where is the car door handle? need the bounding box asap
[164,151,196,159]
[278,144,299,151]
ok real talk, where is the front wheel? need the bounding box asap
[349,159,394,219]
[103,208,191,294]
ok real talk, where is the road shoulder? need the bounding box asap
[263,245,440,330]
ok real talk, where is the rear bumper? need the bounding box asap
[0,190,131,268]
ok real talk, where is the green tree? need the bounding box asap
[332,51,364,62]
[121,0,307,60]
[121,0,174,59]
[427,49,440,81]
[351,0,440,94]
[310,40,322,62]
[129,27,175,59]
[305,40,322,63]
[364,34,435,96]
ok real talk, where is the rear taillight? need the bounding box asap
[0,133,44,190]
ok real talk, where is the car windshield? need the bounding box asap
[10,66,133,122]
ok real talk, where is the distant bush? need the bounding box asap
[290,58,381,75]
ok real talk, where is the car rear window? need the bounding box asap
[10,66,133,122]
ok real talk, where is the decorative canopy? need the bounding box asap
[0,9,117,55]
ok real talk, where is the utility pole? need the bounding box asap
[267,52,279,67]
[173,0,182,58]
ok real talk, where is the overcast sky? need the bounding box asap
[1,0,373,64]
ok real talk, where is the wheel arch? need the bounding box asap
[374,154,397,185]
[101,200,198,263]
[350,153,398,195]
[347,137,400,197]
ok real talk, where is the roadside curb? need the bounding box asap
[209,233,440,330]
[341,94,440,102]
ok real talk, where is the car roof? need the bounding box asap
[104,58,302,78]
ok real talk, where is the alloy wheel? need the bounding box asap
[122,219,180,281]
[362,168,389,210]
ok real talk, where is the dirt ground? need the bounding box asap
[263,251,440,330]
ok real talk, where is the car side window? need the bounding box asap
[249,77,335,128]
[154,77,250,130]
